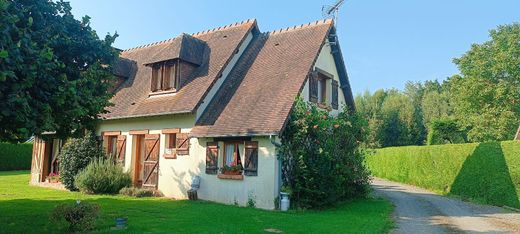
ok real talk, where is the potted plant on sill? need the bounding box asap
[220,163,243,175]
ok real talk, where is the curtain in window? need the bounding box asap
[225,144,234,166]
[237,143,243,166]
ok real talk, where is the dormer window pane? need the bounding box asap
[150,61,179,93]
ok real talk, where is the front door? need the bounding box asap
[134,134,160,189]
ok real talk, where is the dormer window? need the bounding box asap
[151,60,179,93]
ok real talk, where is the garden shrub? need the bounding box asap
[75,157,131,194]
[0,142,32,171]
[49,201,99,232]
[278,99,370,209]
[119,187,155,197]
[59,133,104,191]
[427,118,467,145]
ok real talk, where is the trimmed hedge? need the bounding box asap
[365,141,520,208]
[0,143,33,171]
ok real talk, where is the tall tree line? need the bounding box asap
[356,23,519,147]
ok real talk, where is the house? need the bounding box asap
[30,19,355,209]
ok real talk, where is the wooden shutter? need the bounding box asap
[206,142,218,174]
[102,135,109,154]
[244,141,258,176]
[309,71,318,103]
[116,135,126,165]
[151,65,160,91]
[162,64,171,89]
[143,134,160,189]
[331,79,339,109]
[176,133,189,155]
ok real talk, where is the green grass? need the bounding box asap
[365,141,520,208]
[0,142,32,171]
[0,171,393,233]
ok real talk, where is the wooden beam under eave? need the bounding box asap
[162,128,181,134]
[103,131,121,136]
[129,129,149,135]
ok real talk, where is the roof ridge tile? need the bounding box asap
[268,18,333,35]
[123,19,256,52]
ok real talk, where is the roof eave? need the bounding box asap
[189,131,279,138]
[102,110,194,121]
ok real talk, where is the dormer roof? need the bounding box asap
[143,33,207,66]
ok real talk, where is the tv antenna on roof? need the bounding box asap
[322,0,346,22]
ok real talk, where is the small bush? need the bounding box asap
[50,201,99,232]
[59,133,104,191]
[119,187,155,197]
[0,142,32,171]
[427,118,467,145]
[75,157,131,194]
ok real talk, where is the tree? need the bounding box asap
[427,118,467,145]
[404,81,427,145]
[0,0,119,142]
[449,23,520,142]
[355,89,387,147]
[421,89,452,127]
[379,91,415,147]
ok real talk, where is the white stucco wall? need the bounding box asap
[96,115,279,209]
[301,39,348,116]
[190,136,278,209]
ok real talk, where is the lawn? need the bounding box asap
[0,171,393,233]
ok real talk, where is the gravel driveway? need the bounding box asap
[372,178,520,234]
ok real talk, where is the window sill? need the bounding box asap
[148,89,177,97]
[217,174,244,180]
[163,153,176,159]
[317,103,332,111]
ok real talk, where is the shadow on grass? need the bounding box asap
[450,142,520,208]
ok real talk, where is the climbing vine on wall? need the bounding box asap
[278,98,371,209]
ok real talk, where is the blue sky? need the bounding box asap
[68,0,519,95]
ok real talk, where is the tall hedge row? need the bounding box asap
[365,141,520,208]
[0,143,33,171]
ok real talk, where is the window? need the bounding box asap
[318,77,327,104]
[107,136,118,158]
[164,133,177,159]
[103,133,126,165]
[317,72,331,105]
[244,141,258,176]
[310,69,333,108]
[224,142,243,167]
[151,60,179,92]
[206,142,218,174]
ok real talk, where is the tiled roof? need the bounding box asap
[191,19,335,137]
[102,19,257,119]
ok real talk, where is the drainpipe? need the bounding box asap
[269,134,283,206]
